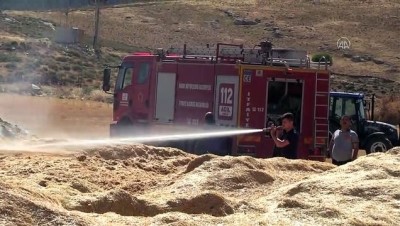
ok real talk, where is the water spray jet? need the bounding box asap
[27,128,265,149]
[0,128,267,153]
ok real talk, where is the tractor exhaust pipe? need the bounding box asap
[371,94,375,121]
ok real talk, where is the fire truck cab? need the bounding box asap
[102,42,331,161]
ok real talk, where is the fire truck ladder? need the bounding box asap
[164,43,322,68]
[313,72,330,154]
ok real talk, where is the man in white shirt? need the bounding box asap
[329,115,359,166]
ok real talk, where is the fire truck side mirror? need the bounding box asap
[102,68,111,92]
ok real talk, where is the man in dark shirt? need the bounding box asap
[271,112,299,159]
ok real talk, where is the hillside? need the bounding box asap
[7,0,399,78]
[0,0,399,122]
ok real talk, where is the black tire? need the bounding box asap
[365,137,393,154]
[115,118,133,138]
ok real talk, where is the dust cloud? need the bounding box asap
[0,93,112,139]
[0,94,77,139]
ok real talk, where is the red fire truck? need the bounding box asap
[102,41,331,160]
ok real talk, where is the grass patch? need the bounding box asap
[0,53,22,62]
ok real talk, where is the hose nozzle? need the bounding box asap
[262,126,283,132]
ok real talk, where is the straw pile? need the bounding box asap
[0,142,398,225]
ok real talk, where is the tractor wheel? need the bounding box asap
[365,137,393,154]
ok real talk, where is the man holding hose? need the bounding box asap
[269,112,299,159]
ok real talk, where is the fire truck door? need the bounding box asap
[114,65,134,121]
[265,78,303,130]
[155,72,176,123]
[215,75,239,126]
[259,78,304,157]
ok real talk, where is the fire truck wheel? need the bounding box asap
[115,118,133,137]
[366,137,393,154]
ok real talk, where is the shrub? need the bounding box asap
[47,61,59,71]
[82,69,97,79]
[62,65,71,71]
[312,53,333,65]
[5,63,17,70]
[27,59,42,70]
[63,77,76,86]
[55,56,69,62]
[66,50,82,58]
[72,65,83,71]
[41,71,59,85]
[375,95,400,125]
[83,61,94,67]
[89,89,111,102]
[82,86,93,96]
[19,42,31,51]
[41,66,49,72]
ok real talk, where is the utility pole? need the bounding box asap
[65,0,71,27]
[93,0,100,54]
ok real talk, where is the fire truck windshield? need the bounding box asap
[356,98,366,120]
[331,96,366,121]
[115,62,134,91]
